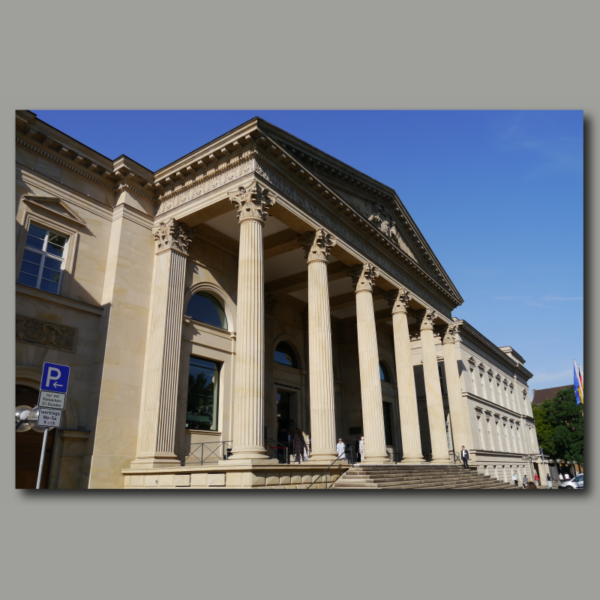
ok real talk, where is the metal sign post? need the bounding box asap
[32,363,70,490]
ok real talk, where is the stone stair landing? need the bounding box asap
[331,464,518,490]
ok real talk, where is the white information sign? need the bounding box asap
[38,390,66,410]
[38,408,62,429]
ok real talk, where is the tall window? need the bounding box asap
[470,368,476,393]
[18,224,68,294]
[479,373,486,399]
[488,377,494,402]
[495,421,503,451]
[446,414,452,451]
[487,418,494,451]
[274,342,298,368]
[477,416,484,449]
[186,357,220,431]
[380,362,392,383]
[497,381,502,406]
[504,423,510,452]
[438,365,446,395]
[186,292,227,330]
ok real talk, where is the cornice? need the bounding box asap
[465,392,527,419]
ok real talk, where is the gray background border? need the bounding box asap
[1,2,596,599]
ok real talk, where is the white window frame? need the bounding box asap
[16,211,79,297]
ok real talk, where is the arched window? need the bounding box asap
[186,292,227,330]
[379,362,391,383]
[274,341,298,369]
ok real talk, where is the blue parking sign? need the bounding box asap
[41,362,71,394]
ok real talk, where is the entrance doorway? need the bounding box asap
[16,385,55,489]
[276,390,296,458]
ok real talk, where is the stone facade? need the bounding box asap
[14,111,542,489]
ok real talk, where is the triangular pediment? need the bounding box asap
[257,122,462,304]
[22,196,87,226]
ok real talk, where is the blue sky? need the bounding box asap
[33,110,583,393]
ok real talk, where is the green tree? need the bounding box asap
[534,388,584,464]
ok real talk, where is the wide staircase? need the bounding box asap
[332,464,518,490]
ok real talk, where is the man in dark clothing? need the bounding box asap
[355,436,361,463]
[461,446,469,469]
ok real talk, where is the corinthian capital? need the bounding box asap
[442,324,458,344]
[153,219,194,256]
[417,308,437,331]
[349,262,380,293]
[228,182,276,224]
[385,287,411,314]
[298,229,336,264]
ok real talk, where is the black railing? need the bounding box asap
[180,441,233,466]
[266,438,290,464]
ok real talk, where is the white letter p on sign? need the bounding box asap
[46,367,62,389]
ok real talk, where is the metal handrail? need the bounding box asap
[266,437,289,464]
[307,446,354,489]
[180,440,233,466]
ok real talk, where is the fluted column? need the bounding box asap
[386,288,424,463]
[418,309,451,463]
[227,183,277,462]
[442,324,474,452]
[351,263,389,463]
[298,229,338,462]
[134,219,194,467]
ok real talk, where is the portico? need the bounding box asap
[14,111,538,489]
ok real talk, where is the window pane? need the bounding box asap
[40,279,58,294]
[274,342,298,368]
[18,272,38,287]
[186,357,220,431]
[380,363,391,382]
[23,250,42,265]
[42,268,61,283]
[186,292,227,329]
[28,224,47,239]
[47,242,66,257]
[48,232,66,248]
[20,260,40,277]
[26,233,45,250]
[43,256,62,272]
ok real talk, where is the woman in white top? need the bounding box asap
[336,438,346,459]
[359,437,365,463]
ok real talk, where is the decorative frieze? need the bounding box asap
[298,229,336,264]
[229,181,276,224]
[16,315,77,352]
[153,219,194,255]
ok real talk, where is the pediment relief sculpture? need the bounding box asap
[367,203,416,261]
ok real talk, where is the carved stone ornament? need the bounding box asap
[228,181,276,224]
[297,229,336,264]
[443,324,458,344]
[153,218,195,255]
[385,287,411,314]
[417,308,437,330]
[368,203,414,258]
[16,315,77,352]
[350,262,380,293]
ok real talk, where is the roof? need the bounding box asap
[531,385,572,405]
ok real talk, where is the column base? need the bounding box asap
[308,453,339,463]
[401,456,427,464]
[430,456,452,464]
[218,458,280,466]
[363,456,391,463]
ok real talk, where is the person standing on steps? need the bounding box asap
[461,446,469,469]
[512,471,519,486]
[359,437,365,463]
[293,428,306,464]
[522,473,528,489]
[546,472,553,490]
[355,436,361,463]
[534,472,540,487]
[337,438,346,460]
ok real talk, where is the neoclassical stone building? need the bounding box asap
[15,111,545,489]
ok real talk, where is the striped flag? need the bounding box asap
[578,363,584,404]
[574,360,583,405]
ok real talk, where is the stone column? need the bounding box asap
[227,183,277,463]
[133,218,194,468]
[418,309,451,463]
[298,229,338,462]
[386,288,424,463]
[442,324,474,452]
[350,263,389,463]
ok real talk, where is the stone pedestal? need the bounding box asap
[386,289,425,463]
[351,263,389,463]
[227,183,278,463]
[419,309,451,464]
[298,229,338,462]
[132,219,194,469]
